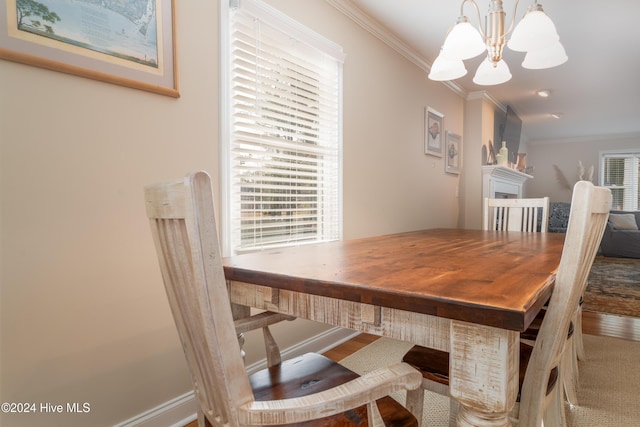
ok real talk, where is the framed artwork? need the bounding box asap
[425,107,444,157]
[445,131,462,175]
[0,0,179,97]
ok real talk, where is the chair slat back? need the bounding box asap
[483,197,550,232]
[145,171,252,427]
[518,182,611,427]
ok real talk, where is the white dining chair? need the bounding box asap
[483,196,550,232]
[145,171,423,427]
[483,195,582,405]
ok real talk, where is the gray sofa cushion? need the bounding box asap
[600,210,640,259]
[608,213,639,230]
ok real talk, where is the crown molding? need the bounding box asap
[528,132,640,146]
[466,91,505,111]
[325,0,466,97]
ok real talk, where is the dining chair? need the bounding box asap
[145,171,423,427]
[483,196,550,232]
[404,182,611,427]
[484,195,582,405]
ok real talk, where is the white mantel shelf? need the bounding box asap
[482,165,533,199]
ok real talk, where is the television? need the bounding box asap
[495,105,522,165]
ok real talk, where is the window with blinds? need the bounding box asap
[225,0,344,254]
[600,151,640,211]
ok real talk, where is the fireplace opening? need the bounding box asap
[495,192,518,199]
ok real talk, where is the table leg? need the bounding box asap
[449,320,519,427]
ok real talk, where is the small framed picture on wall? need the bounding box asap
[425,107,444,157]
[445,132,462,174]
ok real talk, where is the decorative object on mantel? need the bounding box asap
[428,0,568,85]
[496,141,509,166]
[487,140,498,165]
[516,153,527,172]
[554,160,594,192]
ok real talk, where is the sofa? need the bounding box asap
[542,203,640,259]
[599,210,640,259]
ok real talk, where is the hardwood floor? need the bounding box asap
[581,310,640,342]
[183,311,639,427]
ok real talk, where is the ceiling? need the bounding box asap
[338,0,640,143]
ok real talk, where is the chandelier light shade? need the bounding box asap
[473,58,512,85]
[442,17,486,60]
[430,0,566,85]
[429,50,468,81]
[507,6,560,52]
[522,41,568,69]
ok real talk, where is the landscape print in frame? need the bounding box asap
[0,0,179,97]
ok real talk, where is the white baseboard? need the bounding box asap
[115,326,358,427]
[113,391,197,427]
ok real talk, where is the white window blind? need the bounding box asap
[227,0,344,253]
[600,151,640,211]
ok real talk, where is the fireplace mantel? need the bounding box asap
[482,165,533,199]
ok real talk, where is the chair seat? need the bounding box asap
[521,311,575,341]
[250,353,418,427]
[402,343,558,401]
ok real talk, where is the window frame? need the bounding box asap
[599,149,640,211]
[220,0,344,256]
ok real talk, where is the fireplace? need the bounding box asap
[482,165,532,199]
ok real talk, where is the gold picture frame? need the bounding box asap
[0,0,179,97]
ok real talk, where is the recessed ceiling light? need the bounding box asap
[551,113,562,119]
[537,89,551,98]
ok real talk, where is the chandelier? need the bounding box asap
[429,0,567,85]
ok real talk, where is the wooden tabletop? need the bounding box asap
[223,228,565,331]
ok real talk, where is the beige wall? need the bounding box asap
[0,1,221,425]
[525,134,640,202]
[461,95,500,229]
[291,2,466,237]
[0,0,465,425]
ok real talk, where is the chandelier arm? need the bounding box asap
[461,0,486,39]
[504,0,521,38]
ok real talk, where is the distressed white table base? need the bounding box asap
[228,281,518,427]
[450,321,519,427]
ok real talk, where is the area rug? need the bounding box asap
[339,335,640,427]
[583,256,640,317]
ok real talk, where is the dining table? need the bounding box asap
[223,228,566,427]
